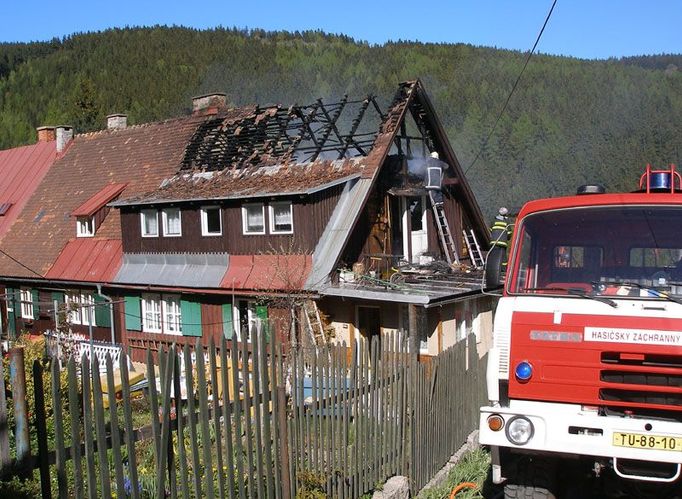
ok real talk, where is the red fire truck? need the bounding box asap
[480,165,682,498]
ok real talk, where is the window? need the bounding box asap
[19,289,33,320]
[142,293,181,335]
[242,204,265,234]
[269,201,293,234]
[141,209,159,237]
[76,216,95,237]
[234,300,267,342]
[162,208,182,237]
[66,291,95,326]
[201,206,222,236]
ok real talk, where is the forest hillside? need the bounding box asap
[1,26,680,218]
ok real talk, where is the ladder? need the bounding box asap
[302,299,326,346]
[428,191,459,265]
[463,229,485,269]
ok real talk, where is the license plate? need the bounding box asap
[613,432,682,451]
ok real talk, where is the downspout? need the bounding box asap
[96,284,116,345]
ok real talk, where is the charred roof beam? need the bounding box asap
[337,95,372,159]
[308,96,347,162]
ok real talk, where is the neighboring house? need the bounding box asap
[0,80,494,360]
[0,128,61,336]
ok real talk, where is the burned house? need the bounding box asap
[0,80,493,359]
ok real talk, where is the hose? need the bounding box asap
[449,481,478,498]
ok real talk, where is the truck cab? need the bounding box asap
[480,166,682,498]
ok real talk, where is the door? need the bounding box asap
[403,196,428,262]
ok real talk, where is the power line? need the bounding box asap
[0,247,44,278]
[464,0,558,176]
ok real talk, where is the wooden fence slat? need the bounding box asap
[91,355,112,499]
[120,351,141,499]
[270,334,282,499]
[209,339,226,499]
[174,348,190,499]
[80,357,97,499]
[195,340,215,499]
[156,347,175,499]
[147,348,160,470]
[67,358,83,499]
[258,324,274,499]
[230,338,246,499]
[250,327,265,498]
[220,338,237,499]
[0,356,10,472]
[105,355,125,498]
[183,344,202,499]
[50,359,67,499]
[239,334,255,494]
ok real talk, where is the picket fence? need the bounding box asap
[0,327,487,498]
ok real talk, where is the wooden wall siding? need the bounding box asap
[443,187,464,259]
[120,185,342,255]
[93,206,109,234]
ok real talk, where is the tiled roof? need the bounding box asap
[45,239,122,282]
[0,140,57,240]
[72,183,127,217]
[0,115,209,278]
[114,161,363,205]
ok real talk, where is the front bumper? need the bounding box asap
[480,400,682,465]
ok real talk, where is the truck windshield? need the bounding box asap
[509,205,682,299]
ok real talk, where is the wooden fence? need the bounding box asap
[0,327,487,498]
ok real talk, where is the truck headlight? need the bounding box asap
[506,416,534,445]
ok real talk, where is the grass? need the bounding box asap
[417,447,491,499]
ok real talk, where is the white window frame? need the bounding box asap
[268,201,293,234]
[19,289,33,320]
[234,300,259,343]
[66,291,95,326]
[140,209,159,237]
[242,203,266,235]
[76,216,95,237]
[162,208,182,237]
[142,293,182,335]
[200,206,222,236]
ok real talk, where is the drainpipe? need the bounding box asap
[96,284,116,345]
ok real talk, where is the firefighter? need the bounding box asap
[485,207,511,288]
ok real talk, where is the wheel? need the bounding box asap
[504,456,557,499]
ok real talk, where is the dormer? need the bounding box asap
[72,183,127,237]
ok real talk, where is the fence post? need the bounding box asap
[33,360,51,499]
[277,386,291,499]
[9,347,30,477]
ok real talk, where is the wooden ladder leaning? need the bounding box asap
[463,229,485,269]
[429,191,459,265]
[302,299,326,346]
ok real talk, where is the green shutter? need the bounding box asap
[6,287,16,337]
[94,294,111,328]
[222,304,233,339]
[124,295,141,331]
[31,289,39,318]
[255,305,269,343]
[51,291,65,305]
[181,298,202,337]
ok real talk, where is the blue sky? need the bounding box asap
[4,1,681,59]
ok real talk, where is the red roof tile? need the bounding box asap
[0,140,57,240]
[221,254,312,291]
[0,115,209,277]
[45,239,122,282]
[72,183,127,217]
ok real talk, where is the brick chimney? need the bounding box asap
[107,113,128,130]
[36,126,56,143]
[192,93,227,115]
[55,126,73,153]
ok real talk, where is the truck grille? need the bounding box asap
[599,352,682,411]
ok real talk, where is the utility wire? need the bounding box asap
[464,0,558,176]
[0,247,44,278]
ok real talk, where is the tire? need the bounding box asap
[504,457,557,499]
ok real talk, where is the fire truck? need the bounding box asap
[480,165,682,498]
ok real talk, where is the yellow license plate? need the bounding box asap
[613,432,682,451]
